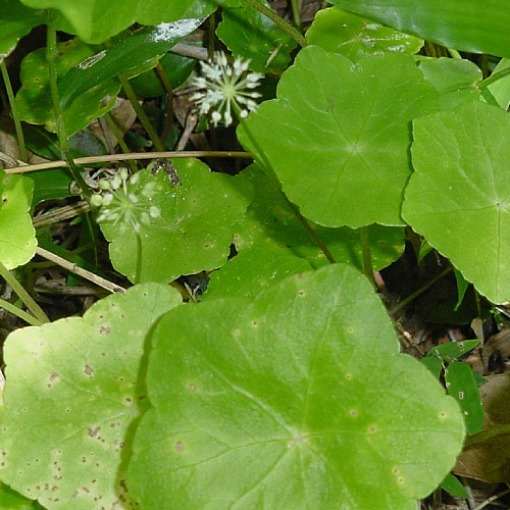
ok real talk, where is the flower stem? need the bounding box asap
[0,261,50,324]
[0,60,28,162]
[119,73,165,151]
[242,0,307,47]
[360,226,375,287]
[46,11,90,197]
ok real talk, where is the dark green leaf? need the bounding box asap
[445,361,484,435]
[326,0,510,57]
[59,18,205,108]
[306,7,422,60]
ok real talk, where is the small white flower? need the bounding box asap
[190,52,263,127]
[91,169,162,233]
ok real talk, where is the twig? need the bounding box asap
[4,151,252,174]
[471,487,510,510]
[35,247,126,294]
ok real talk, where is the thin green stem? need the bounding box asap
[290,0,302,29]
[477,66,510,89]
[46,11,90,197]
[0,297,43,326]
[446,48,462,59]
[243,0,307,47]
[360,226,375,287]
[0,261,50,323]
[238,112,335,264]
[118,73,165,151]
[0,60,28,161]
[103,113,138,172]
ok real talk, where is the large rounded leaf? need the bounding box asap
[99,159,251,283]
[128,264,464,509]
[0,283,181,509]
[403,101,510,304]
[328,0,510,57]
[238,45,438,227]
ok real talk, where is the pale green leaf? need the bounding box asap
[128,264,465,509]
[0,283,181,509]
[99,159,252,283]
[403,101,510,304]
[238,45,438,227]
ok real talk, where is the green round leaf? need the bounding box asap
[306,7,422,60]
[0,173,36,269]
[0,283,181,509]
[217,1,297,72]
[403,101,510,304]
[128,264,465,509]
[238,45,438,227]
[99,159,252,283]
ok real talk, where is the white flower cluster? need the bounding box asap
[90,168,161,234]
[190,52,264,127]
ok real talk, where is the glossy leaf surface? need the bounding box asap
[15,39,119,136]
[59,18,204,108]
[306,7,422,60]
[239,45,438,227]
[0,283,181,509]
[327,0,510,57]
[128,264,464,509]
[403,101,510,304]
